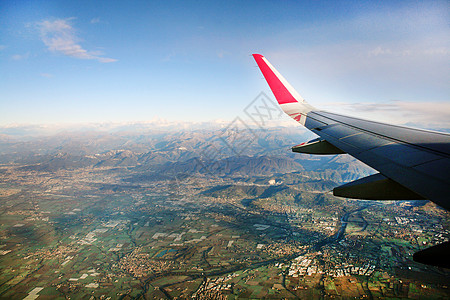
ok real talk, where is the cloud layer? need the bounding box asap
[38,19,116,63]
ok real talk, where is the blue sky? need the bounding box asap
[1,0,449,127]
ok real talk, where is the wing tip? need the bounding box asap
[252,53,299,105]
[252,54,265,62]
[251,53,315,124]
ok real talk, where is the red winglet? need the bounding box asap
[252,54,298,105]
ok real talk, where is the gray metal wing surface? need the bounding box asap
[253,53,450,268]
[305,111,450,210]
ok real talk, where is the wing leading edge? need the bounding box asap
[253,54,450,268]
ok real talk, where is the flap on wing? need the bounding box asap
[413,241,450,269]
[292,138,345,155]
[333,173,425,200]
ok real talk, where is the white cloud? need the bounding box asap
[216,50,230,59]
[38,18,117,63]
[98,57,117,63]
[368,46,392,57]
[90,17,101,24]
[368,45,450,58]
[40,73,53,78]
[11,52,30,60]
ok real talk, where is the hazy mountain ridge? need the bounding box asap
[0,126,374,182]
[0,126,309,161]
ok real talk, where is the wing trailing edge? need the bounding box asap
[292,138,345,155]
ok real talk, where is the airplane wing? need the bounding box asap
[253,54,450,268]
